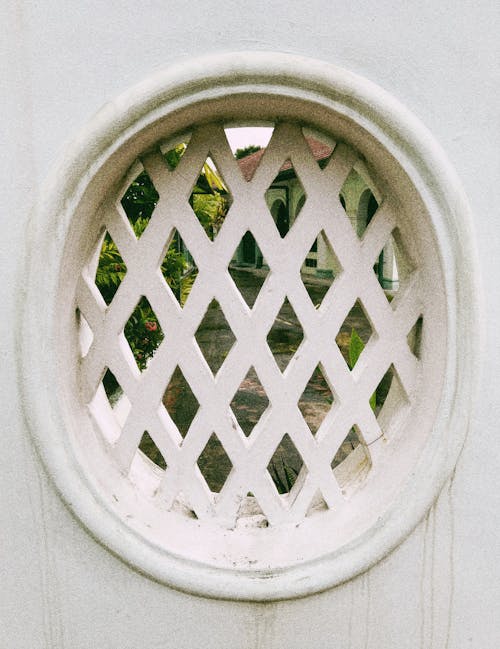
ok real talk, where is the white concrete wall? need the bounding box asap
[1,1,498,647]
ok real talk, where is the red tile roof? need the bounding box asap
[237,137,333,181]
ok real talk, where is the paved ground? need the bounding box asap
[142,267,377,491]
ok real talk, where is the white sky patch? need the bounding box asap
[224,127,274,153]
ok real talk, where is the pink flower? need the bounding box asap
[144,321,158,332]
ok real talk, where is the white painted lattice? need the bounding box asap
[77,122,422,529]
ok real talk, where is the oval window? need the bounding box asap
[21,53,477,600]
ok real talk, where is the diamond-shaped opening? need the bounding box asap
[374,364,397,417]
[160,137,189,170]
[357,187,379,238]
[138,431,167,470]
[92,368,130,444]
[190,156,232,241]
[267,298,304,372]
[161,228,198,307]
[407,316,423,359]
[331,426,371,486]
[102,368,123,406]
[94,231,127,305]
[302,127,335,169]
[124,296,164,371]
[101,368,131,422]
[298,365,334,435]
[230,367,269,437]
[331,426,364,469]
[374,365,409,436]
[300,230,341,307]
[163,366,199,438]
[265,163,306,238]
[120,169,159,235]
[305,489,329,517]
[335,300,374,370]
[339,169,380,239]
[197,433,233,493]
[375,228,414,303]
[267,434,304,495]
[76,309,93,358]
[225,124,274,182]
[228,231,269,308]
[195,299,236,376]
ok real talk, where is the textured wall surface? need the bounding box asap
[1,1,499,647]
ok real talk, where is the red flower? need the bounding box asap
[144,321,158,332]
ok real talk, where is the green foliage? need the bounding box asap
[95,224,193,369]
[234,145,261,160]
[192,192,229,241]
[95,142,230,371]
[94,233,128,305]
[194,163,226,193]
[348,328,376,411]
[178,271,196,307]
[161,243,191,302]
[370,388,376,411]
[95,217,188,303]
[163,143,186,171]
[124,297,165,371]
[120,172,159,224]
[119,144,186,224]
[348,328,364,371]
[269,459,299,495]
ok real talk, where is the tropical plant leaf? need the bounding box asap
[203,161,226,191]
[180,272,196,306]
[163,143,186,170]
[348,328,364,370]
[269,459,298,494]
[96,142,229,370]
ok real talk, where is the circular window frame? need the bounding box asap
[20,52,479,601]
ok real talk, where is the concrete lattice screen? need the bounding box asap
[7,7,491,641]
[22,53,476,602]
[17,49,468,600]
[78,122,423,528]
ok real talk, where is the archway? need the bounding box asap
[273,200,289,237]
